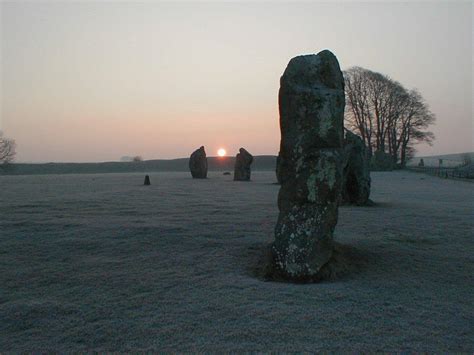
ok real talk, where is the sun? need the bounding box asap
[217,148,226,157]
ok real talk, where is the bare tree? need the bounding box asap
[396,90,435,167]
[0,131,16,165]
[344,67,374,156]
[344,67,435,167]
[132,155,143,162]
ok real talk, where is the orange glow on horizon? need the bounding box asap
[217,148,226,157]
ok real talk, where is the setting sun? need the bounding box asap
[217,148,226,157]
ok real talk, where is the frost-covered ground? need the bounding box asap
[1,171,472,352]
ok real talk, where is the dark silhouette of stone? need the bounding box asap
[342,130,371,205]
[418,158,425,167]
[144,175,151,185]
[275,152,282,184]
[370,150,393,171]
[223,171,231,175]
[189,146,208,178]
[272,50,345,281]
[234,148,253,181]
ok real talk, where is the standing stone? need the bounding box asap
[234,148,253,181]
[370,150,393,171]
[272,50,345,281]
[189,146,208,178]
[418,158,424,167]
[144,175,151,186]
[342,130,371,205]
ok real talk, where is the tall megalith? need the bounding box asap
[234,148,253,181]
[189,146,208,178]
[272,50,345,281]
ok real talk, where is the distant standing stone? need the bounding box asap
[342,130,371,205]
[234,148,253,181]
[144,175,151,186]
[272,50,345,281]
[418,158,424,167]
[189,146,208,178]
[370,150,393,171]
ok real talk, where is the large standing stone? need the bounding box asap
[189,146,208,178]
[234,148,253,181]
[342,130,371,205]
[272,50,345,281]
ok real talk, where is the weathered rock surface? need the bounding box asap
[342,130,371,205]
[189,146,208,178]
[370,150,394,171]
[272,50,345,281]
[144,175,151,186]
[234,148,253,181]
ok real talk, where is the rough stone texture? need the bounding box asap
[234,148,253,181]
[418,158,425,167]
[189,146,208,179]
[144,175,151,186]
[370,150,394,171]
[342,130,371,205]
[272,50,345,281]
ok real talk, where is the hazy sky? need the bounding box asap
[1,1,472,162]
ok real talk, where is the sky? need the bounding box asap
[1,1,472,163]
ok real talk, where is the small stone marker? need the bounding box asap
[144,175,151,185]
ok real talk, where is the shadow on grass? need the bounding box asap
[247,242,373,284]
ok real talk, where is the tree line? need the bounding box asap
[344,67,435,167]
[0,66,435,168]
[0,131,16,165]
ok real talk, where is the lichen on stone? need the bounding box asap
[272,50,345,282]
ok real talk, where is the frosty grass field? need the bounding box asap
[1,171,473,351]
